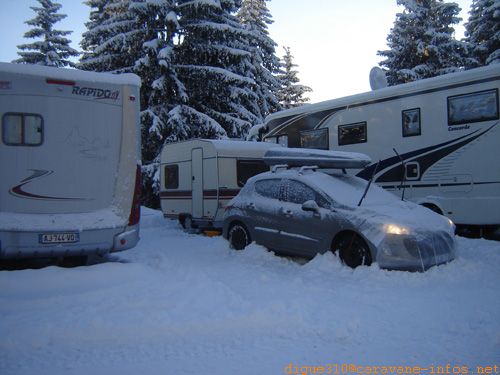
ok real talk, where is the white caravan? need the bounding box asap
[263,64,500,234]
[160,139,280,229]
[0,63,142,259]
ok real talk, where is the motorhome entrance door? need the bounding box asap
[191,148,203,218]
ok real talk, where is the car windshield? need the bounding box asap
[306,171,397,208]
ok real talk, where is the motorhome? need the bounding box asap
[263,64,500,235]
[160,139,280,229]
[0,62,142,260]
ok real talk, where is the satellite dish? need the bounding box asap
[369,67,388,90]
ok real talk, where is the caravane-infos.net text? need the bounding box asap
[284,363,499,375]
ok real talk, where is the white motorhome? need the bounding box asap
[0,62,142,260]
[263,64,500,235]
[160,139,280,229]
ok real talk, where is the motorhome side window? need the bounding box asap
[300,128,329,150]
[402,108,421,137]
[237,160,269,187]
[2,113,43,146]
[164,164,179,189]
[448,89,499,125]
[338,122,367,146]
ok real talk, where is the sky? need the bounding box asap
[0,0,473,103]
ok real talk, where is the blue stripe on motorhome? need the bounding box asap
[356,124,496,183]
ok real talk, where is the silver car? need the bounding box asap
[222,167,456,271]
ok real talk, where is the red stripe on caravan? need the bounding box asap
[160,189,240,199]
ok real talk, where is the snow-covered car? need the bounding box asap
[222,167,456,271]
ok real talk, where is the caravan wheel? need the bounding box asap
[179,215,193,230]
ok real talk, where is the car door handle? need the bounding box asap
[280,208,293,217]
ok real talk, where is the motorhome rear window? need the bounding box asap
[2,113,43,146]
[338,122,367,146]
[300,128,329,149]
[164,164,179,189]
[237,160,269,187]
[447,89,499,125]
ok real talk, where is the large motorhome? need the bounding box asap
[0,63,142,260]
[160,139,280,230]
[263,64,500,235]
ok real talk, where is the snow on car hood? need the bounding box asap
[304,171,455,244]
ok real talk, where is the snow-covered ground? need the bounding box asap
[1,207,499,375]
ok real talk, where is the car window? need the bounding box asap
[284,179,330,208]
[254,179,282,200]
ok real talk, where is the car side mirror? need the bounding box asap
[302,200,320,213]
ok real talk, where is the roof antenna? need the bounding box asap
[393,148,406,201]
[358,160,380,207]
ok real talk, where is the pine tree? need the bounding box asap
[133,0,188,207]
[238,0,282,120]
[174,0,259,139]
[79,0,145,73]
[464,0,500,68]
[276,46,312,109]
[378,0,467,85]
[79,0,112,69]
[15,0,79,67]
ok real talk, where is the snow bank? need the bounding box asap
[0,207,499,374]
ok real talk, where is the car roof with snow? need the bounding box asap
[248,168,397,208]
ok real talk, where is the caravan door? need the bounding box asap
[191,148,204,218]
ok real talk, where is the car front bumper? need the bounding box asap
[376,230,456,271]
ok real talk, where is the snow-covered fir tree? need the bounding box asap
[79,0,112,69]
[464,0,500,68]
[378,0,467,85]
[174,0,259,139]
[132,0,188,207]
[79,0,145,73]
[276,46,312,109]
[15,0,78,67]
[238,0,282,119]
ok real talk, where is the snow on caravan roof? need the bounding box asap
[0,62,141,87]
[264,147,371,169]
[199,139,281,158]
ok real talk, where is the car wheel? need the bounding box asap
[333,233,372,268]
[229,223,251,250]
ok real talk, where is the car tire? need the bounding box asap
[228,223,251,250]
[333,233,372,268]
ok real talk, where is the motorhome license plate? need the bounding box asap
[39,232,80,244]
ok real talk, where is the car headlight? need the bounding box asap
[384,224,410,235]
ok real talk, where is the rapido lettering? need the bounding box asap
[72,86,120,100]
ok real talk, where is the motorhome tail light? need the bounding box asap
[129,95,136,101]
[46,78,75,86]
[128,165,142,226]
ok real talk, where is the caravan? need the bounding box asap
[160,139,279,229]
[263,64,500,234]
[0,63,142,260]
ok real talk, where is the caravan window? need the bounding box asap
[338,122,367,146]
[164,164,179,189]
[300,128,329,149]
[448,89,499,125]
[237,160,269,187]
[2,113,43,146]
[402,108,421,137]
